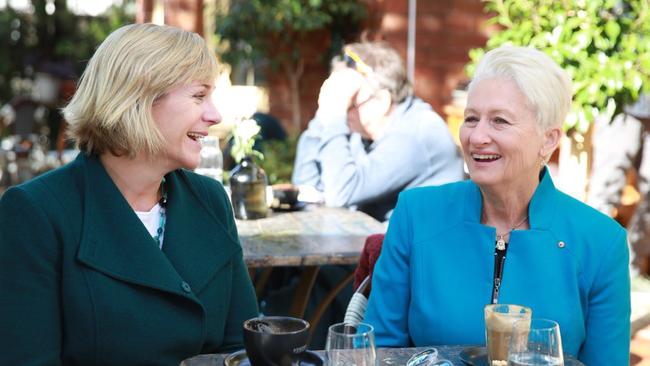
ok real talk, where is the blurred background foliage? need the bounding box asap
[467,0,650,134]
[214,0,367,131]
[260,134,299,184]
[0,0,134,104]
[214,0,367,66]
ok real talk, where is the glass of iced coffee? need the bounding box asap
[484,304,532,366]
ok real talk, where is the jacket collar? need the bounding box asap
[76,154,237,298]
[462,167,558,230]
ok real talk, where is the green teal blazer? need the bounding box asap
[0,153,258,366]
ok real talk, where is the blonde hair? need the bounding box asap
[469,46,573,131]
[63,23,218,157]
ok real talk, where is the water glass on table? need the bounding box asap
[325,322,376,366]
[507,318,564,366]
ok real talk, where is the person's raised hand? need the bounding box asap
[317,68,364,117]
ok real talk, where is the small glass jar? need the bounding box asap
[195,135,223,183]
[229,156,268,219]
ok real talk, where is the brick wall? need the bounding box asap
[267,0,494,133]
[266,30,331,133]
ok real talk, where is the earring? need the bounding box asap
[539,154,546,168]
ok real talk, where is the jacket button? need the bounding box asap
[181,281,192,293]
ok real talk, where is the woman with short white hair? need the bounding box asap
[0,23,258,365]
[365,45,630,365]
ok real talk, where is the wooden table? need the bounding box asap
[237,205,385,268]
[236,205,385,335]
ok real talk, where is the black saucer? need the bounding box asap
[224,349,323,366]
[458,347,488,366]
[459,346,584,366]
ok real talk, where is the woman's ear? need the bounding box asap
[540,127,562,159]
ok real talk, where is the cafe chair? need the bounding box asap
[344,233,384,326]
[305,232,384,341]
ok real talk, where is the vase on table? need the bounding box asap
[229,156,269,220]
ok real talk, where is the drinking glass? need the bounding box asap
[507,318,564,366]
[484,304,532,365]
[325,322,376,366]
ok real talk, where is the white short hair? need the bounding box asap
[468,46,573,131]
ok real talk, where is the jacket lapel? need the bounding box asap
[161,171,239,294]
[76,154,193,299]
[460,167,559,231]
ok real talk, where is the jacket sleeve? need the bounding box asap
[292,116,326,188]
[363,192,412,346]
[578,226,630,365]
[0,186,62,366]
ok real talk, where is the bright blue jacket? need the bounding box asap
[364,169,630,366]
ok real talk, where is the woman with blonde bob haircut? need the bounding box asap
[65,23,218,158]
[365,45,630,365]
[0,23,258,365]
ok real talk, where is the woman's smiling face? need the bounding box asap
[460,76,547,190]
[151,81,221,170]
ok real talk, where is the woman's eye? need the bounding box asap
[463,116,478,124]
[493,117,510,124]
[193,94,206,101]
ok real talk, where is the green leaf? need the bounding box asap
[604,20,621,41]
[468,0,650,131]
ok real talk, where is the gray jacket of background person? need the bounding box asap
[588,94,650,269]
[292,96,464,222]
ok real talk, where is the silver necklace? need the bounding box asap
[495,215,528,250]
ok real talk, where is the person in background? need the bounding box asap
[364,46,630,366]
[588,93,650,287]
[0,23,258,366]
[292,41,464,222]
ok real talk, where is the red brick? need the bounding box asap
[454,0,487,14]
[418,15,444,33]
[265,0,491,134]
[417,0,451,14]
[381,13,408,32]
[382,0,408,13]
[445,9,480,32]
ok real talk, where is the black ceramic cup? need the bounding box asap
[271,184,300,207]
[243,316,310,366]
